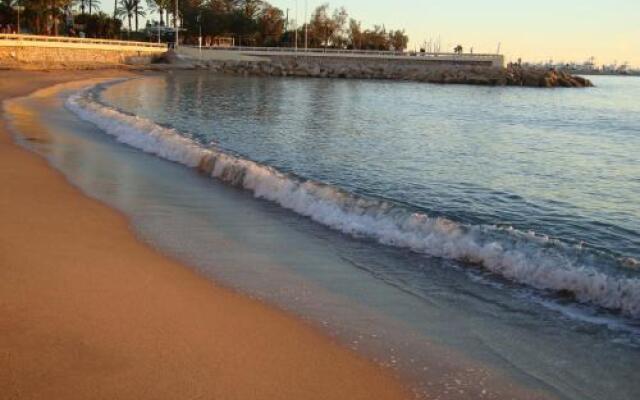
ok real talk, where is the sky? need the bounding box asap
[267,0,640,67]
[111,0,639,67]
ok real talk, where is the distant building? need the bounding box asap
[203,36,234,48]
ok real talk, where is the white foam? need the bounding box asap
[66,89,640,319]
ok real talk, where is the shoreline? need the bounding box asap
[0,71,408,399]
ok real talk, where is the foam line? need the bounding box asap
[66,89,640,319]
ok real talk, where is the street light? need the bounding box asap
[174,0,179,48]
[197,12,202,58]
[13,1,25,34]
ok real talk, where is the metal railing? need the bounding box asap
[0,33,165,49]
[190,45,501,60]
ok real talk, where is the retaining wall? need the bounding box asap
[0,34,166,69]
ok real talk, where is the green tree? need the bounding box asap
[330,6,347,47]
[0,0,17,27]
[48,0,73,35]
[116,0,144,34]
[75,0,99,15]
[233,0,261,18]
[255,2,283,46]
[91,0,99,13]
[347,19,362,49]
[147,0,170,25]
[229,7,255,44]
[23,0,51,34]
[307,4,347,48]
[133,0,141,30]
[75,11,121,37]
[164,0,409,49]
[361,25,388,50]
[388,29,408,51]
[210,0,233,13]
[15,0,73,35]
[77,0,86,14]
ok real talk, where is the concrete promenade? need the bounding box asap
[0,34,165,68]
[182,46,505,68]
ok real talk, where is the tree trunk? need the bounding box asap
[135,2,138,32]
[128,15,132,36]
[52,0,58,36]
[89,0,92,15]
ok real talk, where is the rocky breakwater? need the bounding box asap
[505,64,593,87]
[205,58,593,88]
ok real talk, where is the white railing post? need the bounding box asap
[0,34,165,51]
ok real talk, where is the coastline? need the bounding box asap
[0,71,408,399]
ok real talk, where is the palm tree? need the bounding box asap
[145,0,156,23]
[88,0,99,14]
[0,0,18,32]
[116,0,143,34]
[133,0,140,31]
[147,0,169,26]
[48,0,73,35]
[0,0,18,15]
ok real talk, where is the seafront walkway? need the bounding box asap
[0,34,165,68]
[181,45,505,68]
[0,34,165,53]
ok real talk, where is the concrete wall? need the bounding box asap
[0,34,165,69]
[197,49,507,85]
[178,47,267,62]
[185,47,504,68]
[266,54,500,70]
[250,52,503,68]
[212,58,509,86]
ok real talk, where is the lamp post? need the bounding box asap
[174,0,179,48]
[304,0,308,51]
[13,1,24,34]
[197,12,202,58]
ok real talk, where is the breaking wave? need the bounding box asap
[66,88,640,319]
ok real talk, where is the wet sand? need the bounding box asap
[0,71,407,399]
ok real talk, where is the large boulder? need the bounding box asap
[505,65,593,87]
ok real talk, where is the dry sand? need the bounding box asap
[0,71,408,400]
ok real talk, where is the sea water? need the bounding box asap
[92,73,640,318]
[8,72,640,399]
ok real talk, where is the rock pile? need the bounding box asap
[505,65,593,87]
[194,58,593,88]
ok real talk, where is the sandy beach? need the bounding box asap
[0,71,407,399]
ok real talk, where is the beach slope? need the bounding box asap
[0,71,406,400]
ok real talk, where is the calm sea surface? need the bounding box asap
[100,73,640,302]
[12,73,640,399]
[104,73,640,262]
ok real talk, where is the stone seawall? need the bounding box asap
[0,46,162,69]
[271,54,495,67]
[202,57,592,87]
